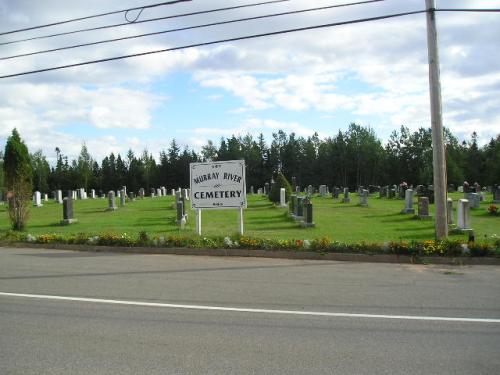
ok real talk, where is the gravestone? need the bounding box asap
[418,197,432,219]
[61,197,78,225]
[250,186,254,195]
[176,200,186,228]
[319,185,327,197]
[333,187,340,199]
[291,176,297,191]
[493,185,500,203]
[33,191,42,207]
[301,199,315,227]
[447,198,454,225]
[468,193,480,209]
[182,188,189,201]
[342,188,350,203]
[359,189,368,206]
[72,191,77,200]
[264,183,270,195]
[307,185,313,196]
[295,197,304,220]
[107,191,117,211]
[129,192,136,201]
[162,187,167,196]
[279,188,287,207]
[157,188,162,197]
[401,189,415,214]
[171,189,176,196]
[295,186,300,193]
[122,186,127,197]
[257,188,263,195]
[458,186,464,193]
[139,188,145,198]
[56,190,63,204]
[388,188,395,199]
[150,188,156,197]
[91,189,96,199]
[457,199,472,231]
[289,194,297,215]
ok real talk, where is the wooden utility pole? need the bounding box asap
[425,0,448,239]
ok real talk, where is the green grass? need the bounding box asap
[0,192,498,243]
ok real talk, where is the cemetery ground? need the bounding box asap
[0,192,498,247]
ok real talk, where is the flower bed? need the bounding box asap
[1,230,499,258]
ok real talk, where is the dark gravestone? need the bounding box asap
[61,197,78,225]
[301,199,315,227]
[418,197,432,219]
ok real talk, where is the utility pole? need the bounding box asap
[425,0,448,239]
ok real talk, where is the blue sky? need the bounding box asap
[1,0,499,163]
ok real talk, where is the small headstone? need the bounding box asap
[139,188,145,198]
[360,189,369,206]
[333,187,340,199]
[493,185,500,203]
[307,185,313,196]
[120,190,126,206]
[264,182,270,195]
[250,186,254,195]
[56,190,63,204]
[401,189,415,214]
[176,200,185,227]
[458,186,464,193]
[468,193,480,209]
[182,188,189,201]
[161,187,167,196]
[319,185,327,197]
[157,188,162,197]
[107,191,117,211]
[60,197,78,225]
[457,199,472,231]
[295,186,300,193]
[33,191,42,207]
[418,197,432,219]
[447,198,453,225]
[91,189,96,199]
[342,188,350,203]
[129,192,136,201]
[279,188,287,207]
[257,188,263,195]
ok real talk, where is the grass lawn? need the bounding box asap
[0,192,498,243]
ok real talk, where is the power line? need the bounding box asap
[0,0,387,61]
[0,0,192,37]
[0,0,293,47]
[0,10,425,80]
[437,8,500,13]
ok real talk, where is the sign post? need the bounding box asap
[190,160,247,236]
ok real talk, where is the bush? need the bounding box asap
[487,205,499,216]
[268,172,292,204]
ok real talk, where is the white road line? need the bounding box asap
[1,291,499,323]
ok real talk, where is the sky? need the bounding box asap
[0,0,499,164]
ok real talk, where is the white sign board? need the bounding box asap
[190,160,247,209]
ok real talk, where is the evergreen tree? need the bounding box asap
[3,129,33,230]
[269,172,292,204]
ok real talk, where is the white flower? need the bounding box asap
[461,243,470,255]
[224,236,233,248]
[303,240,311,249]
[26,234,36,242]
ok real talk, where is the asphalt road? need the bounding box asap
[1,247,499,374]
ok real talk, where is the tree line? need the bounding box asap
[1,124,499,198]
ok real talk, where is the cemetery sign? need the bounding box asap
[190,160,247,209]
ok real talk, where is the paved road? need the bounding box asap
[1,247,499,374]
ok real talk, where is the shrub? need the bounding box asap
[268,172,292,204]
[487,205,498,216]
[468,243,492,257]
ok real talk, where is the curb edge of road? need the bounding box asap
[2,242,500,265]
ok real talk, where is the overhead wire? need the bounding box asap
[0,0,192,37]
[0,0,388,61]
[0,0,294,46]
[0,10,426,80]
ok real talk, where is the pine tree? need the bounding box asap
[3,129,33,230]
